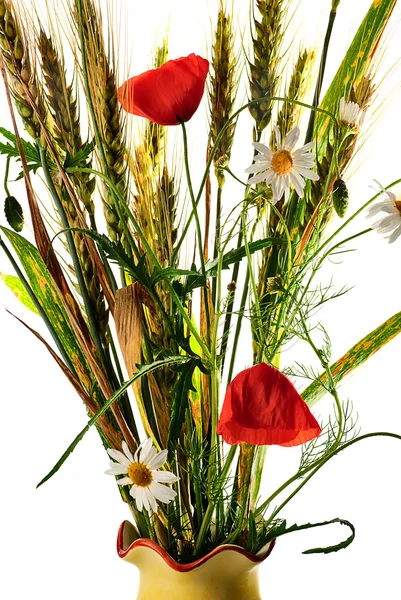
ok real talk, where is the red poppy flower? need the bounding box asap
[118,53,209,126]
[217,363,321,447]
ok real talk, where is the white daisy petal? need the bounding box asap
[388,223,401,243]
[289,170,305,197]
[129,484,138,500]
[274,126,282,149]
[141,488,150,513]
[294,166,319,181]
[105,465,129,476]
[107,449,131,466]
[245,164,267,174]
[135,487,144,512]
[122,441,134,463]
[273,176,285,202]
[293,155,316,167]
[247,172,269,185]
[339,96,365,128]
[145,488,158,512]
[293,141,315,154]
[252,141,273,157]
[147,449,168,471]
[149,481,177,503]
[142,446,158,467]
[265,169,275,184]
[373,214,399,233]
[283,126,300,151]
[367,203,396,217]
[152,471,179,483]
[116,477,132,486]
[139,438,154,464]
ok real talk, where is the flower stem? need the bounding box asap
[3,156,11,196]
[40,147,105,363]
[181,122,211,347]
[194,445,237,555]
[304,6,338,144]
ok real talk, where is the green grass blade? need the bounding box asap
[36,356,191,488]
[302,311,401,407]
[0,273,39,314]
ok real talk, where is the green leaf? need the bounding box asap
[0,127,42,176]
[206,237,285,276]
[4,196,24,232]
[63,140,95,169]
[315,0,397,153]
[302,311,401,407]
[266,517,355,554]
[246,511,258,553]
[1,227,92,382]
[151,266,205,287]
[167,358,199,460]
[57,227,152,288]
[0,273,39,314]
[37,356,191,487]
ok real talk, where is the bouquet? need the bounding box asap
[0,0,400,596]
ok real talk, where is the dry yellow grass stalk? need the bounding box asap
[272,47,315,146]
[0,0,46,140]
[209,0,238,183]
[249,0,287,138]
[73,0,128,247]
[39,30,109,344]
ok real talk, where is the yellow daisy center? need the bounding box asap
[127,462,153,487]
[395,199,401,214]
[271,150,293,175]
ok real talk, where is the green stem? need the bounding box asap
[242,211,262,347]
[223,446,256,544]
[208,240,225,487]
[89,214,118,294]
[186,412,203,529]
[181,122,211,347]
[212,185,223,308]
[226,268,250,384]
[220,229,244,375]
[3,156,11,196]
[305,8,338,144]
[194,445,237,555]
[40,148,105,362]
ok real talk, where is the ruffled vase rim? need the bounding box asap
[117,520,275,573]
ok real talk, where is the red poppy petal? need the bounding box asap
[118,54,209,126]
[217,363,321,447]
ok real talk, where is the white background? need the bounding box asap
[1,0,401,598]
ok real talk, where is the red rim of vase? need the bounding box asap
[117,520,276,572]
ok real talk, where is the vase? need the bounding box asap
[117,520,275,600]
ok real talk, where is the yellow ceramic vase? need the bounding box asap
[117,520,275,600]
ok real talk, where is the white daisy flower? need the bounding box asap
[105,438,179,513]
[367,180,401,244]
[245,125,319,204]
[339,97,365,129]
